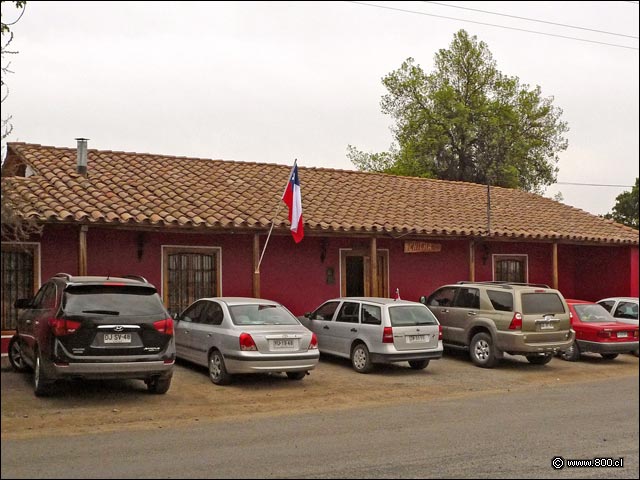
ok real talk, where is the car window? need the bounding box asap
[597,300,615,313]
[389,305,438,326]
[613,301,639,320]
[487,290,514,312]
[427,287,457,307]
[31,283,56,309]
[204,302,224,325]
[229,304,299,326]
[336,302,360,323]
[311,301,340,321]
[521,293,566,315]
[361,304,382,325]
[63,285,167,316]
[573,304,615,323]
[453,288,480,309]
[180,301,207,322]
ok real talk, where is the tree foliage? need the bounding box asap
[604,178,639,230]
[348,30,569,193]
[1,1,39,242]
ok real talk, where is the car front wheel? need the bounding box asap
[469,332,498,368]
[351,343,373,373]
[408,359,430,370]
[560,341,580,362]
[8,336,29,373]
[526,353,553,365]
[600,353,618,360]
[209,350,232,385]
[286,371,306,380]
[147,374,172,394]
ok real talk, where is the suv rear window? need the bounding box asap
[521,293,566,315]
[487,290,513,312]
[389,305,438,326]
[63,285,167,316]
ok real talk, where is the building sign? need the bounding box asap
[404,241,442,253]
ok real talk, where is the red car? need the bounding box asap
[560,299,639,361]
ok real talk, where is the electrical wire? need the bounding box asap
[556,182,635,188]
[347,2,639,50]
[423,1,638,39]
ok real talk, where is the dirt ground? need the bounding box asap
[1,351,638,440]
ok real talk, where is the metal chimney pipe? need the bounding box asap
[75,138,89,176]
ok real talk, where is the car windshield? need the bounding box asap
[573,304,616,323]
[389,305,438,326]
[229,304,299,326]
[63,285,166,316]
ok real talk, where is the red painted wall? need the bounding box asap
[30,225,640,317]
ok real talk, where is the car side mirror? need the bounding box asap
[14,298,32,309]
[419,296,427,305]
[304,312,312,319]
[172,312,180,321]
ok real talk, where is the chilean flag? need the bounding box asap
[282,161,304,243]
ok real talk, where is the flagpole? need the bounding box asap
[255,160,297,274]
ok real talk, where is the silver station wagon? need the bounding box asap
[300,297,443,373]
[174,297,320,385]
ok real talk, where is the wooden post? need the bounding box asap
[253,233,261,298]
[78,225,88,275]
[469,239,475,282]
[552,242,558,290]
[370,236,378,297]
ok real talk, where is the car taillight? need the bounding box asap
[382,326,393,343]
[597,329,612,338]
[438,324,442,340]
[308,333,318,350]
[239,333,257,351]
[153,318,174,336]
[509,312,522,330]
[49,318,82,336]
[634,330,639,339]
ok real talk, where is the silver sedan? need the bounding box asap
[174,297,320,385]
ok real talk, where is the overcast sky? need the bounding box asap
[2,1,638,216]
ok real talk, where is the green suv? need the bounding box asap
[421,282,574,368]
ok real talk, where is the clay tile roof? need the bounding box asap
[1,142,637,245]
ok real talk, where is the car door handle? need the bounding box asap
[440,309,449,314]
[323,325,330,330]
[350,328,357,333]
[467,311,477,316]
[25,320,32,325]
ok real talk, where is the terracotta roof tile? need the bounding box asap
[1,142,638,245]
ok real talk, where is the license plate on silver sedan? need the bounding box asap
[270,339,295,350]
[104,333,132,344]
[406,335,426,343]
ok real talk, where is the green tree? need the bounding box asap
[604,178,639,230]
[348,30,569,193]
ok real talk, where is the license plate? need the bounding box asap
[539,323,554,330]
[406,335,426,343]
[617,331,628,338]
[271,339,295,349]
[104,333,132,344]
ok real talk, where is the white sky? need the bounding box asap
[2,1,638,216]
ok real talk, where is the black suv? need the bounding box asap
[8,273,175,396]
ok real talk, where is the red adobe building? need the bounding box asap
[2,141,638,353]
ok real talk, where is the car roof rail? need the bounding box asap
[122,275,148,283]
[456,281,551,289]
[54,272,73,280]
